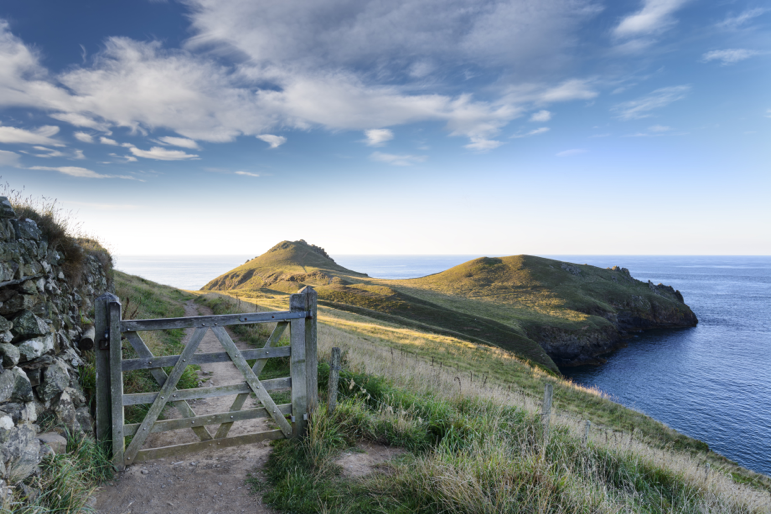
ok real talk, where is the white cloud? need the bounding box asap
[29,146,66,158]
[74,131,94,143]
[649,124,671,132]
[464,137,503,151]
[100,136,119,146]
[256,134,286,149]
[0,124,60,145]
[0,149,20,166]
[511,127,550,138]
[157,136,200,149]
[556,148,586,156]
[370,151,427,166]
[73,149,85,160]
[716,9,768,30]
[235,171,260,177]
[28,165,136,179]
[127,145,199,160]
[538,79,597,103]
[613,85,690,120]
[364,129,393,147]
[701,49,759,65]
[49,112,111,132]
[529,110,552,122]
[614,0,690,38]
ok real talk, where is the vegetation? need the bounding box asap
[203,240,698,372]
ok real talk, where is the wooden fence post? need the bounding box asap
[328,347,341,414]
[94,293,118,452]
[583,420,591,447]
[108,299,125,469]
[541,383,553,458]
[299,286,318,414]
[290,291,308,438]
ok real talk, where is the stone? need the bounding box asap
[11,311,48,341]
[0,367,33,403]
[0,403,37,424]
[37,432,67,455]
[0,293,35,316]
[14,219,41,241]
[0,415,13,431]
[38,361,70,403]
[0,331,11,344]
[0,343,20,367]
[19,280,37,295]
[75,407,93,434]
[0,424,41,482]
[16,334,55,361]
[0,198,15,219]
[63,386,86,409]
[0,315,11,333]
[53,390,80,433]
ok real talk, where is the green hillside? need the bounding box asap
[203,241,697,373]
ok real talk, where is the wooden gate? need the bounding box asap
[93,287,318,469]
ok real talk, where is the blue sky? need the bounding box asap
[0,0,768,256]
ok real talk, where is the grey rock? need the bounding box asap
[53,390,80,433]
[561,263,582,276]
[0,315,11,333]
[37,432,67,454]
[0,331,12,344]
[0,403,36,424]
[17,333,54,361]
[14,219,41,241]
[0,293,35,316]
[26,368,41,387]
[11,310,48,341]
[0,414,13,431]
[38,361,70,403]
[19,280,37,295]
[0,198,15,219]
[75,407,93,434]
[0,367,33,403]
[0,343,20,366]
[63,386,86,409]
[0,424,41,482]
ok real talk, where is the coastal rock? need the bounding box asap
[12,219,41,241]
[38,361,70,403]
[0,343,20,367]
[0,424,41,482]
[0,367,34,403]
[16,334,55,362]
[37,432,67,455]
[0,199,14,219]
[11,311,48,341]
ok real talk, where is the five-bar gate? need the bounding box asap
[93,287,318,469]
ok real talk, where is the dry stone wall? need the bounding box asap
[0,197,111,487]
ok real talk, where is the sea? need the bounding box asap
[114,254,771,476]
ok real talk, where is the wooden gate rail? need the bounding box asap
[94,287,318,469]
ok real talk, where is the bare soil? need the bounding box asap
[94,300,277,514]
[334,441,407,479]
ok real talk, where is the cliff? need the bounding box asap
[0,197,111,491]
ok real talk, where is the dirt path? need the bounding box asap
[93,300,277,514]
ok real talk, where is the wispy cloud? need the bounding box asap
[363,129,393,146]
[614,0,690,39]
[370,151,427,166]
[100,136,120,146]
[127,145,199,160]
[649,124,671,132]
[28,146,66,158]
[28,165,138,179]
[464,138,503,151]
[0,150,20,166]
[529,110,552,122]
[556,148,587,157]
[256,134,286,149]
[511,127,550,138]
[701,49,759,65]
[0,124,61,145]
[716,8,768,30]
[613,85,690,120]
[235,171,260,177]
[157,136,200,149]
[74,132,94,143]
[49,113,111,132]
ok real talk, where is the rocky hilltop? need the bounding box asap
[0,197,111,491]
[204,240,698,372]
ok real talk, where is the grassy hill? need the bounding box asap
[204,241,697,372]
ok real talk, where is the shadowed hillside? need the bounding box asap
[203,241,697,373]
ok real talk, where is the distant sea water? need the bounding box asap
[114,254,771,476]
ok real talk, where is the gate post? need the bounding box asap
[108,299,125,469]
[300,286,318,413]
[94,293,119,451]
[290,291,307,437]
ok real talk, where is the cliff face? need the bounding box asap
[0,197,111,487]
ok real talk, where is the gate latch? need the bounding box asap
[98,330,109,350]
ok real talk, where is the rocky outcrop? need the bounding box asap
[0,197,111,486]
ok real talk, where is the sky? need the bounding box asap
[0,0,768,256]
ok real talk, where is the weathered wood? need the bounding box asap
[94,293,118,450]
[133,429,285,463]
[541,382,553,457]
[121,310,308,332]
[299,287,318,413]
[108,300,125,469]
[122,377,291,405]
[123,327,207,465]
[211,327,293,437]
[121,345,291,372]
[124,404,292,436]
[327,347,341,414]
[214,322,288,439]
[124,331,213,442]
[290,292,307,438]
[583,420,591,446]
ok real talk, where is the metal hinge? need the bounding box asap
[98,330,109,350]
